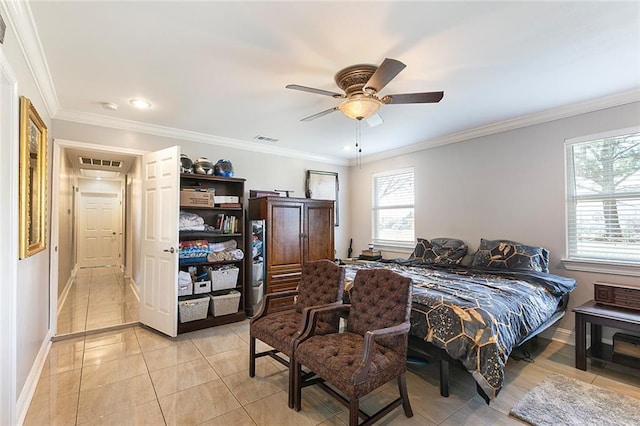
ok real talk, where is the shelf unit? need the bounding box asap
[177,173,247,334]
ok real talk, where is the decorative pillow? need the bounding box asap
[427,238,468,265]
[472,238,550,273]
[409,237,468,265]
[408,238,431,260]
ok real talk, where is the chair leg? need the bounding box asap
[294,360,302,411]
[249,336,256,377]
[349,398,359,426]
[398,373,413,418]
[288,361,294,409]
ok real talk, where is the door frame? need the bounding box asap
[50,139,146,336]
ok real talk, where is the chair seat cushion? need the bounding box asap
[251,311,338,356]
[251,311,301,356]
[296,332,406,399]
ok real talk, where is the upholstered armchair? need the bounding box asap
[249,259,345,408]
[293,268,413,426]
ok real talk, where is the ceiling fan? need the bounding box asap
[286,58,444,126]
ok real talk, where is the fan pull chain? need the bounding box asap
[356,118,362,167]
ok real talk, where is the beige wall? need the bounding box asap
[126,157,142,285]
[348,101,640,338]
[57,151,74,298]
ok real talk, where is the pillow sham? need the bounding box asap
[409,237,468,265]
[408,238,430,260]
[471,238,550,273]
[428,238,468,265]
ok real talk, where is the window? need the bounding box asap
[565,127,640,269]
[372,168,414,246]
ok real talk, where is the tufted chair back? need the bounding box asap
[346,268,412,355]
[295,259,345,313]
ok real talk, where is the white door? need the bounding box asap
[77,192,120,267]
[140,146,179,337]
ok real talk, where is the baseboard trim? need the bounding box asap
[539,326,574,346]
[129,277,140,302]
[56,269,77,315]
[52,322,140,342]
[16,329,53,426]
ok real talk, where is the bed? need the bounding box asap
[342,237,577,403]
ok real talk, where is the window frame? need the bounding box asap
[371,167,415,249]
[563,125,640,277]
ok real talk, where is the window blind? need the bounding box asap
[372,168,415,245]
[566,130,640,264]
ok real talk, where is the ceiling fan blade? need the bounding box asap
[364,58,406,93]
[286,84,344,98]
[383,91,444,104]
[301,106,339,122]
[365,113,384,128]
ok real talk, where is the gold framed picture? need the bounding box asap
[19,96,48,259]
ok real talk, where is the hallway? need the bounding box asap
[57,267,139,335]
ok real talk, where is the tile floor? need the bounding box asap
[34,268,639,425]
[57,266,139,335]
[25,319,640,425]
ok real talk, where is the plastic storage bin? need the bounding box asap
[252,261,263,285]
[178,296,210,322]
[252,282,263,305]
[209,291,241,316]
[209,266,239,291]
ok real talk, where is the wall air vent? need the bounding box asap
[253,135,279,143]
[79,157,123,168]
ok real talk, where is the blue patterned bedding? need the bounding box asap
[343,260,576,399]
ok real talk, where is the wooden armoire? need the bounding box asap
[247,196,335,311]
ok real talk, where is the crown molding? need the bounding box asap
[1,0,59,118]
[357,89,640,166]
[54,108,350,166]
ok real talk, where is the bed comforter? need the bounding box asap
[343,259,576,399]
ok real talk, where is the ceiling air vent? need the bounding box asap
[79,157,123,168]
[254,135,279,143]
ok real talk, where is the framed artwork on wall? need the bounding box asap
[306,170,339,226]
[19,96,48,259]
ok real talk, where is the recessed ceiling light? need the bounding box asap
[129,99,152,109]
[101,102,118,111]
[253,135,279,143]
[342,146,351,151]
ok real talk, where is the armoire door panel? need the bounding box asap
[306,202,335,261]
[268,202,303,268]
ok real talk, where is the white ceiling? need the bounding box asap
[19,1,640,165]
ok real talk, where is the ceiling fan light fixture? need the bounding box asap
[338,95,381,120]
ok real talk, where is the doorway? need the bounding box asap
[51,139,144,336]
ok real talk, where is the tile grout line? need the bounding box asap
[135,326,170,426]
